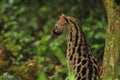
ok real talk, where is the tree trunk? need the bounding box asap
[103,0,120,79]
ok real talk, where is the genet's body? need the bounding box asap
[51,14,101,80]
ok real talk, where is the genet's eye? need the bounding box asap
[52,28,62,35]
[55,29,58,32]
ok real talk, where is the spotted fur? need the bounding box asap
[51,14,101,80]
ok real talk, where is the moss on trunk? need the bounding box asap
[103,0,120,79]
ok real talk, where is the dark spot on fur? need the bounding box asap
[77,65,81,73]
[83,53,87,58]
[77,58,81,63]
[69,49,70,51]
[77,44,82,56]
[81,67,87,76]
[72,47,75,54]
[69,20,78,47]
[82,77,86,80]
[88,61,93,80]
[74,66,76,70]
[70,55,73,60]
[94,77,97,80]
[94,66,98,77]
[82,60,87,65]
[74,57,76,61]
[93,58,98,65]
[70,32,72,41]
[77,76,81,80]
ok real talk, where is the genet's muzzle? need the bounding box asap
[51,29,62,36]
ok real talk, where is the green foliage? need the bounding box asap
[106,77,119,80]
[0,0,107,80]
[0,73,18,80]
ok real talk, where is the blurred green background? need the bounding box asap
[0,0,107,80]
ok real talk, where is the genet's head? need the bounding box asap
[51,14,76,36]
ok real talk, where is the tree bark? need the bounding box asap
[103,0,120,79]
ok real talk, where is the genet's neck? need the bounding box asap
[67,20,86,48]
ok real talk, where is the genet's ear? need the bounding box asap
[61,13,66,17]
[59,14,69,23]
[61,14,69,23]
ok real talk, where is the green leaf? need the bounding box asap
[38,71,47,80]
[39,6,47,12]
[40,35,51,44]
[0,73,18,80]
[8,0,14,5]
